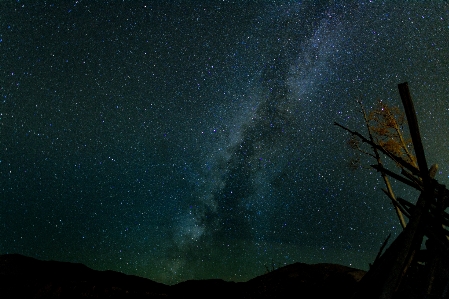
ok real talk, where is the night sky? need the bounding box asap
[1,1,449,285]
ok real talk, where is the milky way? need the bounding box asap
[1,1,449,284]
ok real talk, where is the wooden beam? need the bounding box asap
[374,83,432,299]
[398,82,430,185]
[371,164,422,191]
[334,121,420,176]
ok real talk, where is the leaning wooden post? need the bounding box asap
[376,82,432,298]
[398,82,430,184]
[357,100,407,229]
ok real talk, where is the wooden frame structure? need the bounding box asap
[336,82,449,299]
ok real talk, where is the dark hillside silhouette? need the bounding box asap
[0,254,365,299]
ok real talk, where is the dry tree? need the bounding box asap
[339,99,420,229]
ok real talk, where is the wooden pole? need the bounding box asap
[376,82,432,298]
[397,82,429,182]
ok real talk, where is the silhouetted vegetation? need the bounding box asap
[340,99,418,229]
[336,82,449,299]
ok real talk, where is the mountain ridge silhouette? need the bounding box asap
[0,253,365,298]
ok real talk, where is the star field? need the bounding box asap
[1,1,449,285]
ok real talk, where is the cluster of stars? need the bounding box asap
[1,0,448,285]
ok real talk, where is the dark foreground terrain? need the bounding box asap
[0,254,365,298]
